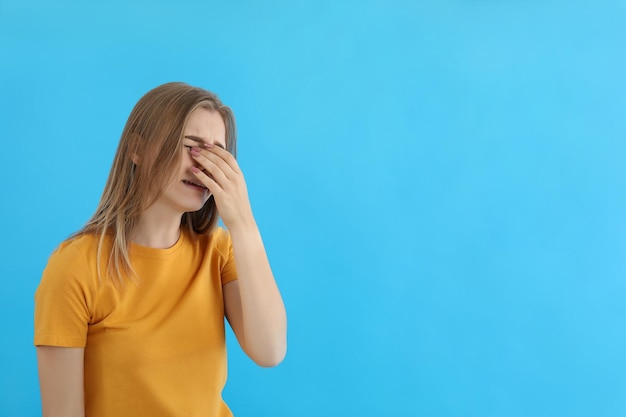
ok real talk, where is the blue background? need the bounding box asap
[1,1,625,416]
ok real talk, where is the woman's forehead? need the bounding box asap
[184,108,226,147]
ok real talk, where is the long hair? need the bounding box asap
[72,82,237,285]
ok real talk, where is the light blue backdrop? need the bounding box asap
[1,1,625,416]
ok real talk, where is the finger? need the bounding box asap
[191,147,235,180]
[190,148,231,185]
[203,143,240,174]
[191,166,223,195]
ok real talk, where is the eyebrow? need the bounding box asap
[184,135,226,149]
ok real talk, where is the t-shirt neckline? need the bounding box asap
[129,230,186,258]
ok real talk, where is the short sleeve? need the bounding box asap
[34,243,94,347]
[219,229,238,286]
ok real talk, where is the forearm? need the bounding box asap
[229,221,287,366]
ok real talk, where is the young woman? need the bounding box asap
[34,82,287,417]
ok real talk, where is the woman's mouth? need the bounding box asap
[182,179,208,191]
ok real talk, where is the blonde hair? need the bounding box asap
[72,82,237,285]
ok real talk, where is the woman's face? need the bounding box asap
[158,107,227,215]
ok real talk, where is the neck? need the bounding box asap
[133,203,183,249]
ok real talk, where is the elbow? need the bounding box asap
[251,341,287,368]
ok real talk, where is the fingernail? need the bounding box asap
[204,142,213,149]
[190,147,200,155]
[191,167,200,173]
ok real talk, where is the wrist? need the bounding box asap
[225,215,258,237]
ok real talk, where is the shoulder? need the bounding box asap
[186,226,232,261]
[211,226,231,247]
[212,227,233,259]
[57,233,100,254]
[48,234,100,266]
[192,226,231,249]
[42,234,103,287]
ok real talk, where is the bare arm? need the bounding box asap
[224,224,287,367]
[36,346,85,417]
[190,142,287,367]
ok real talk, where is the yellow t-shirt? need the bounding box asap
[34,228,237,417]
